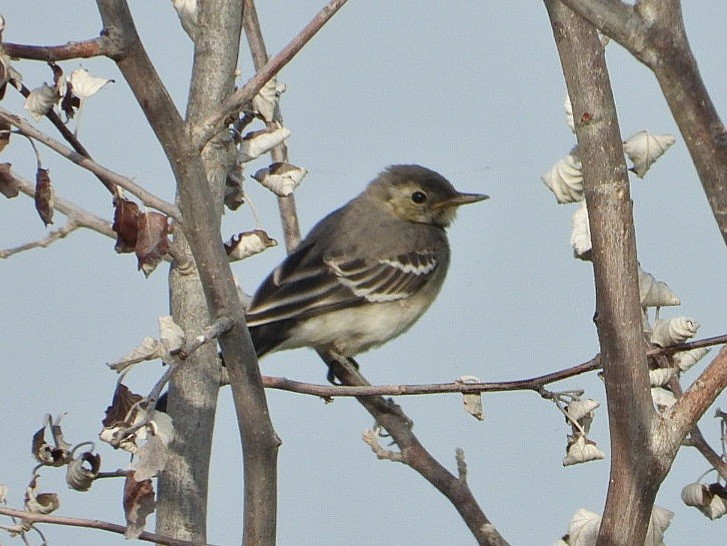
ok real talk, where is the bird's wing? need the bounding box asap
[246,245,440,327]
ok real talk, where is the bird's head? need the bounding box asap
[367,164,488,227]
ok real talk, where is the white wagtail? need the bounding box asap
[246,164,487,363]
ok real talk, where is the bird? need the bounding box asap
[246,164,488,364]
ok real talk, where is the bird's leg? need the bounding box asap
[322,351,359,385]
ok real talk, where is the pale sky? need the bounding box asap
[2,2,727,545]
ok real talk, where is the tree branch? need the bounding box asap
[193,0,349,148]
[242,0,302,251]
[0,507,217,546]
[544,2,660,543]
[320,351,510,546]
[2,36,120,62]
[261,355,601,398]
[559,0,727,246]
[0,108,181,220]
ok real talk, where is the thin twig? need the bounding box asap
[0,108,181,220]
[0,220,79,259]
[0,507,217,546]
[194,0,349,148]
[172,317,236,360]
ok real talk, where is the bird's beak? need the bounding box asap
[432,192,489,209]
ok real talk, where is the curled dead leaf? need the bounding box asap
[135,211,170,277]
[34,167,54,226]
[0,162,19,198]
[112,197,140,253]
[123,472,156,539]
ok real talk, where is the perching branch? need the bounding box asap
[262,355,602,398]
[320,350,510,546]
[0,108,181,220]
[2,36,120,62]
[0,507,217,546]
[0,219,78,258]
[193,0,349,148]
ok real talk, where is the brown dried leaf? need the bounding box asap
[24,475,60,515]
[112,197,140,253]
[49,62,64,88]
[135,211,169,277]
[34,167,54,226]
[123,472,155,539]
[102,383,143,428]
[0,162,18,198]
[60,81,80,120]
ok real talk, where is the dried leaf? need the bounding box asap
[238,127,291,163]
[66,451,101,492]
[60,81,81,120]
[24,82,59,120]
[123,472,156,539]
[251,77,286,122]
[651,387,677,412]
[224,229,277,261]
[159,316,185,355]
[0,50,22,100]
[563,435,605,466]
[673,347,709,373]
[68,68,113,99]
[648,368,676,387]
[24,475,60,515]
[567,508,600,546]
[113,197,140,253]
[34,167,54,226]
[0,162,19,198]
[108,336,162,370]
[172,0,198,39]
[638,265,680,308]
[541,152,583,203]
[31,415,71,467]
[102,383,143,429]
[570,201,591,260]
[135,211,169,277]
[651,316,700,347]
[224,166,245,210]
[565,399,600,422]
[252,162,307,197]
[455,376,484,421]
[623,131,676,178]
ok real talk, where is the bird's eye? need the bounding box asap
[411,191,427,204]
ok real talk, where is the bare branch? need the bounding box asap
[0,507,218,546]
[0,219,78,259]
[0,108,181,220]
[2,36,120,62]
[242,0,302,251]
[194,0,349,148]
[262,354,602,398]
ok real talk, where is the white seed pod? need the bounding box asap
[651,316,700,347]
[172,0,198,39]
[563,435,605,466]
[567,508,601,546]
[565,399,600,422]
[645,506,674,546]
[649,368,676,387]
[252,162,307,197]
[651,387,677,412]
[24,83,58,120]
[68,68,113,99]
[238,127,291,163]
[563,93,575,133]
[251,77,286,122]
[571,201,592,259]
[623,131,676,178]
[541,152,584,203]
[224,229,278,261]
[673,347,710,373]
[637,265,681,307]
